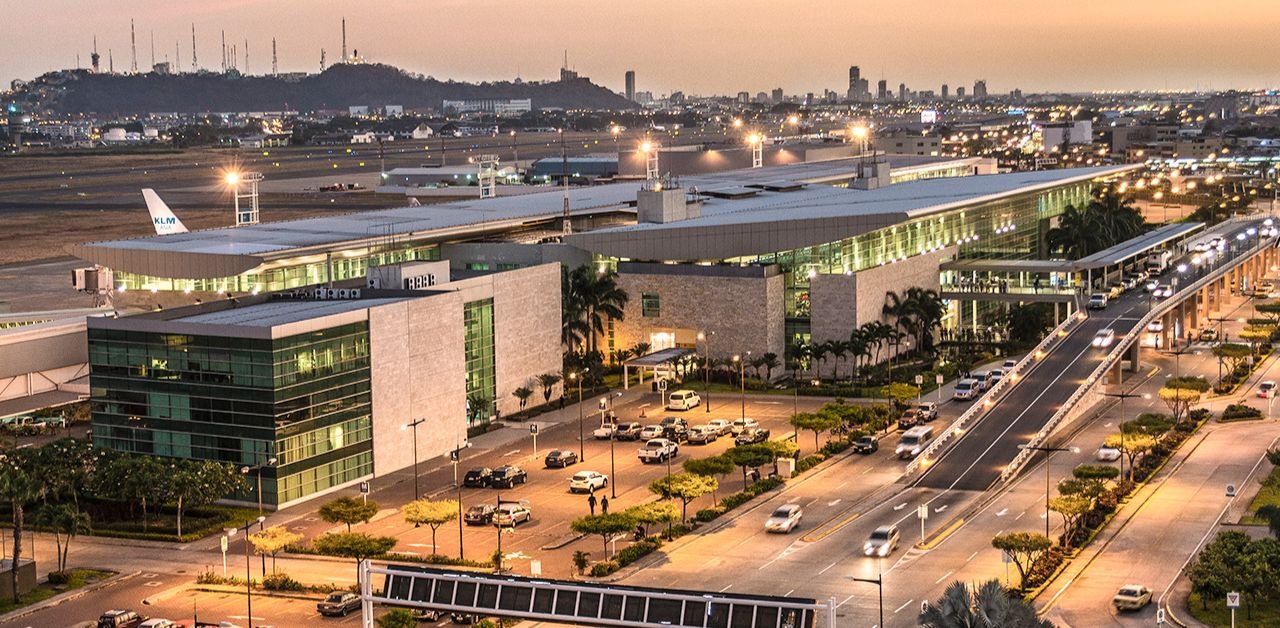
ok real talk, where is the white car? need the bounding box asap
[667,390,701,410]
[706,419,733,435]
[1002,359,1018,371]
[139,621,181,628]
[864,525,900,556]
[988,368,1005,385]
[1092,328,1116,347]
[569,471,608,493]
[1147,321,1164,333]
[639,425,664,440]
[1095,446,1122,462]
[1260,381,1277,399]
[1153,284,1173,298]
[953,378,979,401]
[730,417,760,435]
[592,423,616,440]
[764,504,803,533]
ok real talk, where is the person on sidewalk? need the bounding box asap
[587,493,597,515]
[600,496,609,514]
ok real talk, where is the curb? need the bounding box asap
[0,569,136,624]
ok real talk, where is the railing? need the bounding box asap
[997,221,1277,483]
[904,303,1088,478]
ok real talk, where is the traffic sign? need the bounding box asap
[530,424,539,435]
[935,374,944,385]
[917,504,929,520]
[658,379,668,391]
[1001,549,1012,564]
[359,481,370,494]
[450,449,460,462]
[914,375,924,385]
[530,559,542,577]
[1227,484,1237,497]
[220,535,228,553]
[1156,608,1166,624]
[1228,591,1241,608]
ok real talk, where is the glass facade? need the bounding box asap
[115,244,440,294]
[463,299,496,424]
[88,321,374,506]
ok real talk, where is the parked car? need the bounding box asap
[1095,446,1122,462]
[897,410,921,430]
[489,465,528,489]
[493,503,532,527]
[1002,358,1018,371]
[639,425,665,440]
[1092,328,1116,348]
[463,504,496,525]
[662,423,690,443]
[764,504,803,534]
[462,467,493,488]
[988,368,1005,385]
[317,592,362,617]
[138,620,179,628]
[706,419,733,435]
[730,417,760,435]
[735,428,771,445]
[613,422,644,440]
[1199,328,1219,342]
[98,611,147,628]
[660,416,689,430]
[1261,381,1278,399]
[853,435,879,454]
[592,423,616,439]
[953,378,979,401]
[915,402,939,422]
[637,438,679,463]
[1087,293,1108,309]
[863,525,900,556]
[1256,281,1275,296]
[1112,584,1152,611]
[667,390,701,410]
[1108,283,1124,299]
[544,450,578,468]
[687,425,720,444]
[971,371,991,391]
[569,471,608,493]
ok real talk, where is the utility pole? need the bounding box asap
[271,38,278,76]
[150,30,155,68]
[191,24,197,72]
[341,17,347,62]
[561,128,571,234]
[130,19,137,73]
[221,30,226,73]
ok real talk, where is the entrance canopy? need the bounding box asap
[622,347,695,390]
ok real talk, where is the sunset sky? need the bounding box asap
[5,0,1278,96]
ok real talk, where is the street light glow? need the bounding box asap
[224,171,240,185]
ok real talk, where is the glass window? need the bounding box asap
[641,293,660,317]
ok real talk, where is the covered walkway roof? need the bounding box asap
[1073,222,1204,270]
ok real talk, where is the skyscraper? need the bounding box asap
[898,83,907,101]
[957,86,966,99]
[625,70,635,102]
[974,80,988,100]
[771,88,784,104]
[848,65,860,99]
[877,79,888,101]
[942,84,950,99]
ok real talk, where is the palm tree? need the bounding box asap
[758,352,780,382]
[0,462,38,603]
[811,341,834,383]
[786,343,811,385]
[829,340,850,382]
[904,287,946,354]
[846,330,869,385]
[576,267,629,356]
[560,267,589,351]
[1046,203,1108,258]
[919,579,1052,628]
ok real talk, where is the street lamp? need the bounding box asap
[225,515,266,628]
[850,568,884,628]
[698,331,714,413]
[1098,390,1152,481]
[606,391,622,498]
[733,352,750,420]
[241,457,278,517]
[570,369,589,462]
[1017,444,1079,538]
[402,418,426,502]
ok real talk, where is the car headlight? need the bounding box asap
[863,543,874,554]
[879,545,890,556]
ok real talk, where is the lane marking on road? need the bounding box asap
[1015,511,1025,520]
[818,560,840,575]
[917,518,966,551]
[759,401,783,405]
[966,551,979,562]
[1041,512,1048,519]
[934,570,954,585]
[995,508,1008,517]
[837,593,857,608]
[894,600,914,614]
[828,499,842,507]
[504,449,520,456]
[837,482,850,490]
[719,584,733,592]
[799,511,860,543]
[784,589,795,597]
[935,505,948,513]
[894,502,907,511]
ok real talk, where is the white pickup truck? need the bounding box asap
[637,438,679,463]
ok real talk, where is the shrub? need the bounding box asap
[263,572,304,591]
[615,539,660,567]
[795,454,825,474]
[659,524,692,541]
[694,507,725,523]
[1221,404,1263,421]
[46,571,69,585]
[1024,545,1067,589]
[589,561,617,577]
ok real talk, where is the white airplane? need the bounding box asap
[142,188,188,235]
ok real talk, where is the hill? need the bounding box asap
[19,63,635,115]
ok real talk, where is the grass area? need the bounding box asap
[1188,592,1280,627]
[1241,467,1280,525]
[0,568,115,614]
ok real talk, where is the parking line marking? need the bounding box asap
[719,584,733,592]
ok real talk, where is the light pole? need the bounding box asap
[571,369,589,461]
[698,331,713,413]
[1017,444,1079,538]
[850,568,884,628]
[1099,390,1152,482]
[607,391,622,499]
[733,352,750,420]
[241,457,276,579]
[403,418,425,501]
[225,515,266,627]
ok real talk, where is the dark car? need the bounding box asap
[613,422,644,440]
[735,428,771,445]
[97,610,146,628]
[450,614,475,624]
[317,591,362,617]
[463,467,493,488]
[660,416,689,430]
[854,435,879,454]
[897,410,921,430]
[463,504,496,525]
[544,450,579,468]
[490,465,528,488]
[662,424,690,443]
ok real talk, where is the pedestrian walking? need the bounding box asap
[600,496,609,514]
[587,493,597,515]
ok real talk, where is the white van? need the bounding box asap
[953,378,979,401]
[666,390,701,411]
[971,371,991,391]
[896,425,935,459]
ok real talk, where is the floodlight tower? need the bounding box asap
[477,154,499,199]
[226,171,264,226]
[747,133,763,168]
[640,139,660,182]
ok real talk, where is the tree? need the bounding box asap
[683,455,734,503]
[166,459,246,538]
[0,460,38,604]
[991,532,1052,594]
[402,499,459,556]
[649,473,717,522]
[1158,376,1211,423]
[723,445,775,487]
[1213,343,1252,379]
[570,512,636,558]
[1048,495,1092,547]
[536,373,562,404]
[1068,464,1120,500]
[1122,413,1175,438]
[623,501,679,536]
[790,412,842,454]
[94,454,165,530]
[312,532,398,582]
[1004,303,1057,347]
[319,496,380,532]
[33,503,90,573]
[758,352,780,382]
[572,550,590,575]
[248,525,303,573]
[764,439,799,476]
[1257,301,1280,325]
[1104,433,1157,482]
[1187,531,1249,610]
[563,265,629,355]
[880,383,920,409]
[376,609,419,628]
[1256,505,1280,539]
[512,386,534,412]
[919,579,1052,628]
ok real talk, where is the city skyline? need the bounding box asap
[4,0,1279,97]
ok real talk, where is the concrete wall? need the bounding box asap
[439,242,592,272]
[490,265,563,418]
[613,263,785,363]
[618,144,857,177]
